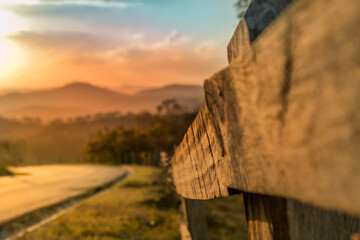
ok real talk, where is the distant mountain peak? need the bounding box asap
[58,82,123,95]
[62,82,95,89]
[136,84,202,96]
[0,82,204,120]
[159,84,202,88]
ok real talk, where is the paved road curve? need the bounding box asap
[0,165,127,224]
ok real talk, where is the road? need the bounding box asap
[0,165,127,224]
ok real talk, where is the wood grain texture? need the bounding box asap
[287,200,360,240]
[243,193,360,240]
[171,104,230,200]
[244,194,290,240]
[227,17,253,64]
[171,0,360,216]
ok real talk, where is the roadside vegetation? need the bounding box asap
[0,98,249,239]
[0,140,25,176]
[16,166,248,240]
[0,165,13,176]
[18,166,180,240]
[206,195,248,240]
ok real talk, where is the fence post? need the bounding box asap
[161,151,210,240]
[179,198,209,240]
[243,193,290,240]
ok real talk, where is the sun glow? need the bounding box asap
[0,0,39,5]
[0,9,27,79]
[0,9,25,36]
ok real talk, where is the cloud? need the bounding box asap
[10,29,225,67]
[5,28,227,91]
[100,30,225,80]
[113,30,190,58]
[0,0,134,7]
[194,41,219,59]
[10,30,123,52]
[160,30,189,47]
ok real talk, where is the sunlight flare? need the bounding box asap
[0,9,27,79]
[0,9,25,36]
[0,37,23,79]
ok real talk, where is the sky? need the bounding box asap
[0,0,239,93]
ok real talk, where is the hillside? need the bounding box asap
[0,83,204,120]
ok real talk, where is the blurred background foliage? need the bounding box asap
[236,0,252,17]
[0,99,197,167]
[85,99,197,166]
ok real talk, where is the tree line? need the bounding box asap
[84,99,197,166]
[0,99,198,167]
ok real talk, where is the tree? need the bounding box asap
[236,0,252,18]
[85,127,152,165]
[0,140,26,166]
[84,111,198,166]
[156,99,183,116]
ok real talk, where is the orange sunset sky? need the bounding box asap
[0,0,239,93]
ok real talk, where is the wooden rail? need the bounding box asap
[170,0,360,239]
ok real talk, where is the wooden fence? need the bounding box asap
[168,0,360,239]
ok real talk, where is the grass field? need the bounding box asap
[206,195,248,240]
[18,166,248,240]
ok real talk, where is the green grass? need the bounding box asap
[18,166,180,240]
[17,166,248,240]
[205,195,249,240]
[12,171,30,176]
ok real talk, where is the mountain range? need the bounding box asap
[0,82,204,120]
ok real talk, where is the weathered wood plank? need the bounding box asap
[243,193,360,240]
[171,0,360,216]
[286,199,360,240]
[227,17,253,64]
[172,104,230,199]
[244,193,290,240]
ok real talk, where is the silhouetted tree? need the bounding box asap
[84,107,197,166]
[157,98,183,115]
